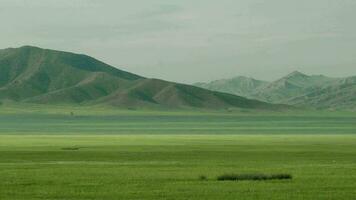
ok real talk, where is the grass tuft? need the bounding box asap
[217,173,292,181]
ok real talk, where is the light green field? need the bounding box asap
[0,105,355,199]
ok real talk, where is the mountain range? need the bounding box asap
[0,46,285,110]
[195,71,356,110]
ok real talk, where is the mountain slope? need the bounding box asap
[0,46,283,110]
[98,78,276,109]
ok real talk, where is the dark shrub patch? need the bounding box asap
[61,147,80,151]
[199,175,208,181]
[217,173,292,181]
[269,174,292,180]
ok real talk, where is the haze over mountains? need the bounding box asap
[0,46,283,110]
[195,71,356,110]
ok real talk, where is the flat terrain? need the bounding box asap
[0,105,355,199]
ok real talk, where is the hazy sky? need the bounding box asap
[1,0,356,83]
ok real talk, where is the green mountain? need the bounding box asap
[0,46,142,103]
[195,71,356,109]
[0,46,282,110]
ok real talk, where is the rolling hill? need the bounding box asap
[0,46,283,110]
[195,71,356,109]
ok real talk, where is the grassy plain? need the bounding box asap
[0,104,355,199]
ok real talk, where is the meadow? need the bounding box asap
[0,105,355,199]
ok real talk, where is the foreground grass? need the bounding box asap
[0,135,356,200]
[0,106,355,199]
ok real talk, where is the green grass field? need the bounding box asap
[0,105,355,199]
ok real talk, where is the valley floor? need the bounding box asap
[0,106,355,199]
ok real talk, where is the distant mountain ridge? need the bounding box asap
[0,46,284,110]
[195,76,268,99]
[194,71,356,110]
[286,76,356,109]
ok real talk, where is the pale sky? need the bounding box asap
[1,0,356,83]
